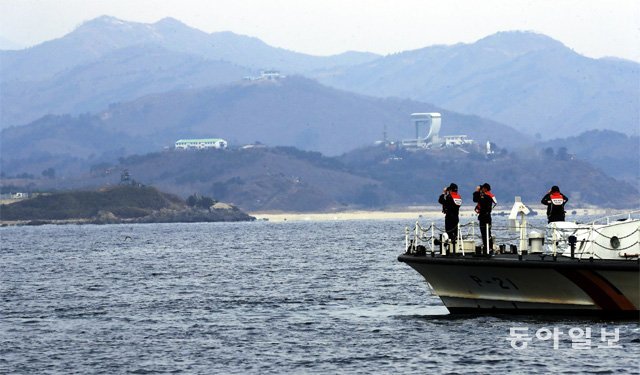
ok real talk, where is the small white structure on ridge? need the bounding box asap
[175,138,228,150]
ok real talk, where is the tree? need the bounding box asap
[42,167,56,179]
[186,194,199,207]
[186,194,218,209]
[199,196,216,209]
[354,184,382,207]
[557,147,569,161]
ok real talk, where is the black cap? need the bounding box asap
[448,183,458,192]
[551,185,560,192]
[481,183,491,191]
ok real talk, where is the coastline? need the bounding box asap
[250,207,617,222]
[1,206,625,226]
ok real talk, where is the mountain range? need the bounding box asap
[0,15,638,209]
[0,16,379,127]
[1,16,379,83]
[0,76,527,177]
[315,31,640,137]
[1,16,637,140]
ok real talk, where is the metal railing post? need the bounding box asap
[414,221,420,252]
[486,223,490,254]
[458,222,464,256]
[431,222,435,254]
[552,222,557,257]
[519,214,528,253]
[405,226,409,253]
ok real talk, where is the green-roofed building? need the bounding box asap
[175,138,228,150]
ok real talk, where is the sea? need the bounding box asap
[1,218,639,374]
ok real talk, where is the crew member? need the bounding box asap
[541,185,569,223]
[473,183,497,254]
[438,183,462,251]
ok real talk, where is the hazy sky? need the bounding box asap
[1,0,639,61]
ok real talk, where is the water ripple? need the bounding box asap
[1,219,638,373]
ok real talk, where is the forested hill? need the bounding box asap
[0,185,254,223]
[25,146,638,212]
[538,130,640,185]
[338,145,639,209]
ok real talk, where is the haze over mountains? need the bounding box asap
[1,15,638,209]
[0,36,22,51]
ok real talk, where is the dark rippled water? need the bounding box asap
[1,219,639,374]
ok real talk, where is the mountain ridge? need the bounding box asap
[315,31,640,137]
[4,145,635,212]
[1,76,530,169]
[2,17,636,138]
[0,15,381,85]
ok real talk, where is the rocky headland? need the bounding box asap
[0,186,255,226]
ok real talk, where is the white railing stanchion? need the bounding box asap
[405,226,409,253]
[431,222,435,254]
[486,223,490,253]
[519,214,527,253]
[552,223,557,257]
[458,223,464,256]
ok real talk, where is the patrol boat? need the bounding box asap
[398,199,640,317]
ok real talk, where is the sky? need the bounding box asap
[1,0,639,61]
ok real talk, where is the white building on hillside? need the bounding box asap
[400,113,474,150]
[243,70,286,81]
[175,138,228,150]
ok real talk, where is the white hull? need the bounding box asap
[400,255,639,316]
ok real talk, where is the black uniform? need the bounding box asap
[541,192,569,223]
[473,190,496,252]
[438,192,461,247]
